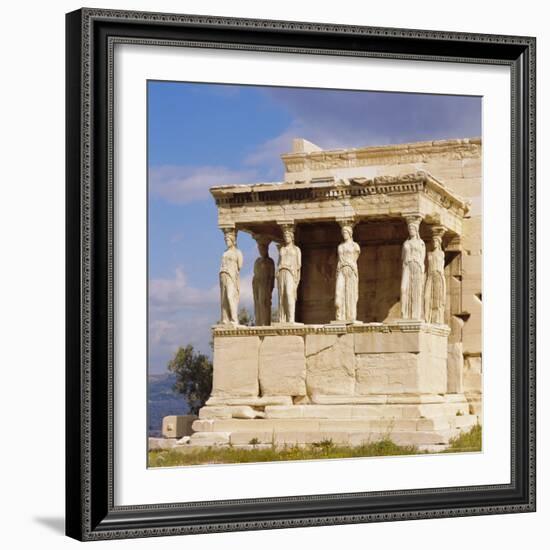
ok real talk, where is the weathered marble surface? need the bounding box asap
[335,223,360,322]
[218,228,243,325]
[252,238,275,326]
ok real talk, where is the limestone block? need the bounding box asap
[264,405,306,418]
[211,336,260,398]
[176,436,191,445]
[465,355,482,374]
[321,418,418,432]
[161,415,197,439]
[206,396,293,407]
[305,333,337,356]
[354,330,447,358]
[192,419,214,432]
[351,405,403,419]
[148,437,178,450]
[199,406,264,420]
[189,432,231,446]
[447,343,464,393]
[305,333,355,396]
[467,197,482,216]
[265,404,355,419]
[448,315,464,344]
[354,331,420,354]
[194,418,322,432]
[356,352,419,394]
[462,216,482,255]
[462,253,482,281]
[259,335,306,396]
[464,355,482,394]
[423,159,464,180]
[312,395,388,405]
[443,177,481,199]
[462,306,482,356]
[198,407,232,419]
[462,157,482,179]
[416,417,453,431]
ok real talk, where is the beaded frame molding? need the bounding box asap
[65,8,536,541]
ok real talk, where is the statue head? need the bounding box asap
[407,221,420,239]
[223,229,236,248]
[341,225,353,242]
[282,227,294,245]
[257,241,269,257]
[433,235,442,250]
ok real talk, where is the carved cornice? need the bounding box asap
[281,137,482,173]
[210,171,469,217]
[212,321,451,338]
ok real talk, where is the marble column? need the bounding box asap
[400,215,425,320]
[334,218,361,323]
[218,226,243,325]
[424,226,447,325]
[276,223,301,324]
[252,235,275,326]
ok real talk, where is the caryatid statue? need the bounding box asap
[219,227,243,325]
[424,230,446,325]
[277,224,301,324]
[252,237,275,326]
[400,216,426,320]
[335,221,361,323]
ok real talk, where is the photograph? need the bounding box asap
[146,82,483,467]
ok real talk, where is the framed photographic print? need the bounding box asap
[65,7,536,541]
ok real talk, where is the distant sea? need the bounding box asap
[148,372,189,437]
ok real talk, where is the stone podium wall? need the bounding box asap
[211,323,450,401]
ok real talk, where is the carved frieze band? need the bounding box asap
[212,322,451,338]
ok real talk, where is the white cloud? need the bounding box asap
[243,127,300,177]
[149,165,257,204]
[150,266,218,313]
[148,266,256,372]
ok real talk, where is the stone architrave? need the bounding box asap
[335,221,361,322]
[252,237,275,326]
[400,215,426,320]
[219,227,243,324]
[424,229,447,324]
[277,224,301,323]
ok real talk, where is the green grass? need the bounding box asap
[442,423,482,453]
[148,425,482,467]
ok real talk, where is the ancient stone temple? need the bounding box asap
[189,137,482,450]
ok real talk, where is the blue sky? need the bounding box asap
[148,81,481,373]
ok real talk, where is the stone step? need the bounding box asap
[263,402,470,420]
[192,414,478,434]
[217,428,473,448]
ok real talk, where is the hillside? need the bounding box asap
[148,372,189,437]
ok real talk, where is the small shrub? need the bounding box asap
[311,438,335,452]
[444,424,482,452]
[456,410,464,416]
[248,437,260,447]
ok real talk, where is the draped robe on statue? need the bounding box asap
[424,248,446,324]
[400,237,426,320]
[335,240,360,322]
